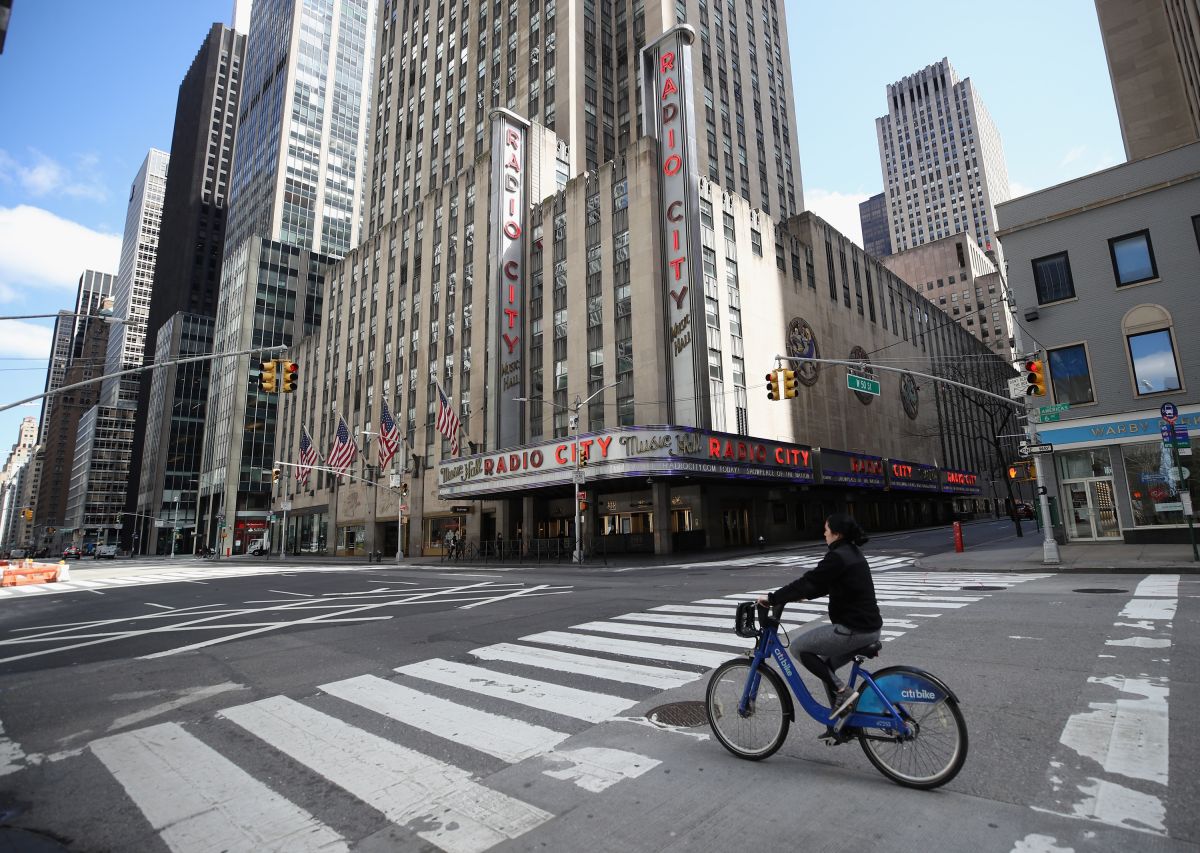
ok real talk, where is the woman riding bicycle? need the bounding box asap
[757,512,882,712]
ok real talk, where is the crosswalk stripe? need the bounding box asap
[613,612,814,632]
[470,642,696,689]
[520,630,732,669]
[321,673,568,763]
[90,721,348,853]
[568,620,750,649]
[220,696,550,853]
[396,658,635,723]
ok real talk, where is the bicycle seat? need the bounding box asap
[852,641,883,659]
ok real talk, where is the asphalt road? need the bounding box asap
[0,537,1193,853]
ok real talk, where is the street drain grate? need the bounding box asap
[1073,588,1127,594]
[646,701,708,728]
[961,585,1006,591]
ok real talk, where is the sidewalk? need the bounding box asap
[913,539,1200,573]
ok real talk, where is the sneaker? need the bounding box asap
[830,685,859,717]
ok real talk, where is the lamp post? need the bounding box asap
[515,381,618,563]
[168,480,198,559]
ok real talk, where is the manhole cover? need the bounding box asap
[646,701,708,728]
[1073,588,1127,594]
[961,585,1006,591]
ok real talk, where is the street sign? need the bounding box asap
[1024,443,1054,455]
[399,504,409,513]
[1007,377,1027,399]
[1161,402,1178,423]
[281,500,292,511]
[1038,413,1061,423]
[1038,403,1070,415]
[847,374,881,396]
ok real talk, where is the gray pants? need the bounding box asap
[790,623,882,690]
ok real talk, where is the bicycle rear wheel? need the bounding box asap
[857,667,967,789]
[706,658,790,760]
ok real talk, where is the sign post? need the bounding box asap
[1161,402,1197,561]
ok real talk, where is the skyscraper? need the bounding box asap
[1095,0,1200,161]
[858,192,892,257]
[875,58,1010,257]
[126,22,247,555]
[198,0,375,551]
[0,417,38,550]
[101,149,169,408]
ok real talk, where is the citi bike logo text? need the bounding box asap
[900,687,938,700]
[772,648,794,678]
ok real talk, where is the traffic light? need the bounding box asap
[400,482,409,498]
[259,359,278,393]
[765,370,782,401]
[280,360,299,393]
[578,491,588,512]
[21,508,32,521]
[781,368,799,399]
[1025,359,1046,397]
[272,467,281,484]
[1008,462,1034,482]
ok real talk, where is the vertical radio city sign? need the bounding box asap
[641,25,709,429]
[490,109,529,449]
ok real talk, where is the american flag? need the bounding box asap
[436,385,461,455]
[327,415,358,477]
[296,425,318,487]
[378,400,400,469]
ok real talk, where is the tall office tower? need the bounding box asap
[34,310,112,552]
[0,417,37,549]
[70,270,117,360]
[101,149,169,408]
[875,58,1010,258]
[125,23,247,555]
[858,192,892,257]
[198,0,375,550]
[1095,0,1200,161]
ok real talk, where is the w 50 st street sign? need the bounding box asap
[847,374,880,396]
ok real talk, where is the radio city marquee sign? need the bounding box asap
[490,109,529,448]
[887,459,941,492]
[438,426,816,497]
[818,449,887,489]
[641,25,708,428]
[940,469,981,495]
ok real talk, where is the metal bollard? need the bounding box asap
[953,521,964,553]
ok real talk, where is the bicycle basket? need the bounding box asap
[734,601,760,638]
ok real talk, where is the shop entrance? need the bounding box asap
[1063,478,1121,541]
[722,506,750,546]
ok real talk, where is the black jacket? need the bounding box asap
[767,539,883,632]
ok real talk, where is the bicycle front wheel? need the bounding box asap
[858,668,967,789]
[706,658,790,760]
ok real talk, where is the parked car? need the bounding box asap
[1015,502,1036,520]
[94,544,118,559]
[62,546,82,559]
[9,548,26,560]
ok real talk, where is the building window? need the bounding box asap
[1031,251,1075,304]
[1128,329,1181,395]
[1047,343,1094,405]
[750,228,762,256]
[1108,230,1157,286]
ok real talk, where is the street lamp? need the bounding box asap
[515,380,618,563]
[169,480,198,559]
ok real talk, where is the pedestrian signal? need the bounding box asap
[1025,359,1046,397]
[259,359,278,393]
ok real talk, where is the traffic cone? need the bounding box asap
[57,560,70,582]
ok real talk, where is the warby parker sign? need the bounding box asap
[490,110,529,449]
[437,426,815,494]
[641,26,708,428]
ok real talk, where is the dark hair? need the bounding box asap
[826,513,869,547]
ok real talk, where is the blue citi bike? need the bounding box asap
[705,602,968,789]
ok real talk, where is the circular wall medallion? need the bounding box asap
[849,346,874,405]
[786,318,820,387]
[900,372,920,420]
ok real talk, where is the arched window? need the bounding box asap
[1122,304,1182,396]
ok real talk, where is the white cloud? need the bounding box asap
[1060,145,1086,167]
[0,205,121,301]
[1009,180,1035,199]
[804,188,870,248]
[0,148,108,202]
[0,321,53,360]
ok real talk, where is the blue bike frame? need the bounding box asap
[739,621,911,735]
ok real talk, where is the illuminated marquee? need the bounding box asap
[490,110,529,448]
[641,25,708,428]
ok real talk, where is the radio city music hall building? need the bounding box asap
[275,17,1010,558]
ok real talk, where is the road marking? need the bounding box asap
[145,603,173,610]
[567,620,751,649]
[321,674,568,763]
[470,642,695,689]
[89,722,348,853]
[396,658,634,723]
[613,612,813,632]
[220,696,550,853]
[541,747,660,792]
[519,630,731,669]
[108,682,249,732]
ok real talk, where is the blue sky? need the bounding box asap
[0,0,1122,446]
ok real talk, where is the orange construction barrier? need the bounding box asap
[1,561,61,586]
